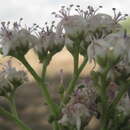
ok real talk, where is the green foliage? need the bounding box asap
[91,55,130,130]
[121,17,130,34]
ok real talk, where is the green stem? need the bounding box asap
[52,121,60,130]
[9,96,18,118]
[62,74,79,105]
[41,54,52,81]
[18,56,40,82]
[62,57,88,105]
[0,107,31,130]
[78,57,88,74]
[18,56,61,129]
[109,84,129,113]
[41,60,47,82]
[73,48,79,75]
[18,56,59,117]
[5,81,19,118]
[98,70,109,130]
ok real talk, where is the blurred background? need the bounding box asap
[0,0,130,130]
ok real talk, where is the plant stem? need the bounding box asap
[109,83,129,113]
[5,81,19,118]
[52,121,61,130]
[18,56,59,117]
[78,57,88,74]
[73,48,79,75]
[0,107,31,130]
[98,70,109,130]
[62,57,88,105]
[41,54,52,82]
[9,95,18,118]
[18,56,62,129]
[41,60,47,82]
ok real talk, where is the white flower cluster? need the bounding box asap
[85,9,129,64]
[52,5,128,56]
[0,19,36,56]
[59,77,97,130]
[0,61,28,96]
[33,22,64,60]
[0,5,128,60]
[0,19,65,61]
[87,31,127,63]
[60,78,130,129]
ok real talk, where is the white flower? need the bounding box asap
[58,15,88,54]
[105,32,126,55]
[87,13,113,30]
[59,80,97,130]
[0,20,36,56]
[59,103,90,130]
[53,5,87,37]
[60,15,87,36]
[87,39,107,63]
[0,61,28,96]
[87,32,126,63]
[35,32,56,52]
[3,61,27,82]
[34,22,64,56]
[87,13,123,34]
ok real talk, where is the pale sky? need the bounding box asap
[0,0,130,25]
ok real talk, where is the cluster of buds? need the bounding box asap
[33,21,65,62]
[59,77,97,130]
[0,61,28,97]
[0,18,36,57]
